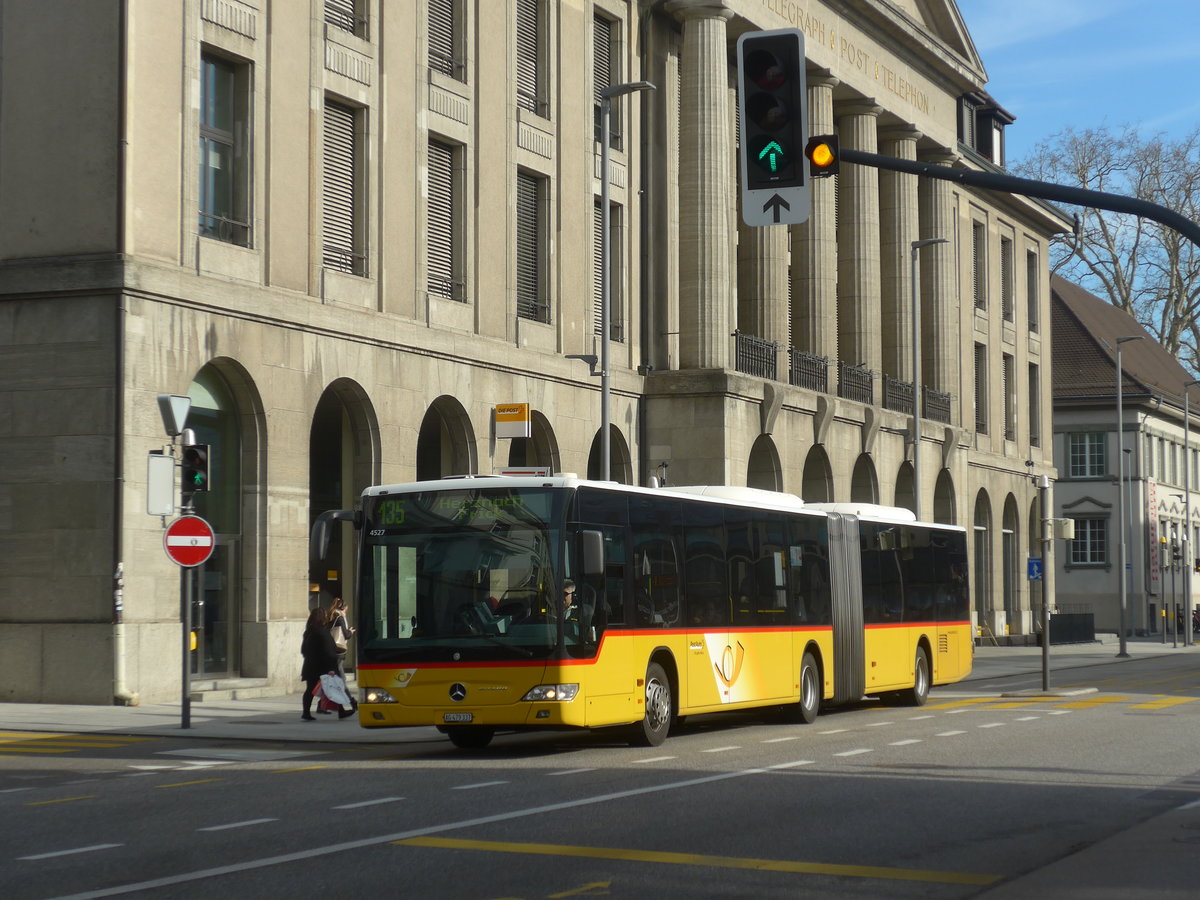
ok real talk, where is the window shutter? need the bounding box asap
[1000,239,1013,321]
[516,0,540,113]
[516,173,542,320]
[972,223,986,309]
[428,141,456,300]
[974,344,988,434]
[593,199,604,334]
[325,0,357,34]
[594,15,612,142]
[323,100,359,274]
[428,0,457,78]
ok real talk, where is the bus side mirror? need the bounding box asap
[310,508,359,566]
[581,530,604,576]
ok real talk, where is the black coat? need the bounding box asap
[300,625,339,681]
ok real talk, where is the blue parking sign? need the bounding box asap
[1027,557,1043,581]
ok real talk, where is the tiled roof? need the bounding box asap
[1051,275,1200,410]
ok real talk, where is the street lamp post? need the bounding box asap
[598,80,654,482]
[909,237,947,522]
[1113,335,1143,658]
[1185,381,1200,645]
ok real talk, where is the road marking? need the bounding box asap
[159,748,316,762]
[834,749,873,757]
[865,721,894,727]
[1055,696,1129,710]
[761,735,801,743]
[333,797,405,809]
[889,739,922,746]
[978,723,1006,729]
[1128,696,1198,710]
[819,729,847,734]
[767,760,815,770]
[17,843,122,861]
[1015,716,1041,721]
[270,766,328,774]
[0,787,34,793]
[910,715,935,720]
[197,818,278,832]
[924,698,999,711]
[1047,710,1072,716]
[156,779,222,789]
[25,795,99,806]
[548,768,596,777]
[631,756,676,764]
[395,837,1000,886]
[935,731,966,737]
[701,746,741,753]
[453,781,509,790]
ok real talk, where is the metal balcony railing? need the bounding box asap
[789,349,828,392]
[883,375,914,414]
[838,362,874,405]
[923,387,952,424]
[734,331,777,380]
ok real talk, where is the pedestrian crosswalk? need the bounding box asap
[0,732,152,756]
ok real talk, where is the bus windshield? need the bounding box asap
[357,485,570,661]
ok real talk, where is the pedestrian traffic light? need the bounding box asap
[181,443,210,494]
[805,134,840,177]
[736,28,808,227]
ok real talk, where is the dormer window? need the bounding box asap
[958,91,1014,167]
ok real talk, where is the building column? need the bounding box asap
[836,102,882,375]
[790,71,839,377]
[736,218,789,371]
[918,147,959,401]
[879,127,920,382]
[668,0,733,370]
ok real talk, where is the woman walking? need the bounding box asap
[300,606,354,721]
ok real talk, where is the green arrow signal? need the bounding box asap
[757,140,784,173]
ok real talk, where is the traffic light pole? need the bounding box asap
[838,148,1200,250]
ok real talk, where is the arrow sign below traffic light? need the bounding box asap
[763,194,790,223]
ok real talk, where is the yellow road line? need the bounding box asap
[0,740,135,749]
[1054,696,1130,709]
[923,697,1004,710]
[394,836,1000,887]
[156,779,222,788]
[25,795,99,806]
[0,732,148,743]
[1128,696,1199,710]
[0,747,78,754]
[271,765,329,774]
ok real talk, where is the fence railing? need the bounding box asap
[789,349,828,392]
[838,362,874,405]
[734,331,777,380]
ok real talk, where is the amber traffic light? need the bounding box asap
[805,134,840,177]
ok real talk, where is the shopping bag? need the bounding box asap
[319,672,351,708]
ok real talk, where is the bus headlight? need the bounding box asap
[521,684,579,702]
[363,687,397,704]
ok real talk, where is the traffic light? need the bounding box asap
[805,134,840,177]
[736,29,808,227]
[181,443,210,494]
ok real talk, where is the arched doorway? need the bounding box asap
[186,362,262,679]
[801,446,833,501]
[747,435,782,491]
[894,461,915,515]
[1003,495,1021,633]
[850,454,878,504]
[586,426,633,484]
[309,379,380,610]
[933,469,957,525]
[416,396,476,480]
[973,490,993,631]
[506,410,560,472]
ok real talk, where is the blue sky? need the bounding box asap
[956,0,1200,163]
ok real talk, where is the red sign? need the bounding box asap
[164,515,216,568]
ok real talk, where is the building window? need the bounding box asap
[593,14,619,146]
[974,343,988,434]
[593,198,623,342]
[428,0,464,81]
[1002,353,1015,441]
[1069,517,1107,565]
[199,53,251,247]
[972,221,986,310]
[322,99,366,276]
[427,139,463,301]
[516,0,546,116]
[1028,363,1041,447]
[1068,432,1106,478]
[1000,237,1014,322]
[516,171,548,322]
[1026,250,1039,333]
[325,0,366,39]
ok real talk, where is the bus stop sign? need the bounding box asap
[164,515,215,568]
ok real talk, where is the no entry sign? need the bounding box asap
[164,515,215,568]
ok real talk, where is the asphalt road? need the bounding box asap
[4,653,1200,899]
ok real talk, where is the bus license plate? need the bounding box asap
[443,712,473,723]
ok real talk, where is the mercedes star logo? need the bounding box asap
[449,682,467,702]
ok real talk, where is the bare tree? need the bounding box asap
[1014,125,1200,372]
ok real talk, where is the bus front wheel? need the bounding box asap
[630,662,672,747]
[446,725,495,749]
[900,647,930,707]
[782,651,820,724]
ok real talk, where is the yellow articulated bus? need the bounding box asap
[311,476,972,749]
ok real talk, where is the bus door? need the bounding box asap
[827,514,865,704]
[682,505,729,708]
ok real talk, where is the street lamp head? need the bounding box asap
[911,237,948,252]
[1116,335,1143,346]
[600,81,656,100]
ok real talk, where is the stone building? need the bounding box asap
[1052,277,1200,636]
[0,0,1068,703]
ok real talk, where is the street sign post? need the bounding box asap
[164,515,215,568]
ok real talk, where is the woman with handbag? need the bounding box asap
[300,606,354,721]
[328,597,358,710]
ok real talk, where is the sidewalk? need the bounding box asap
[0,635,1190,745]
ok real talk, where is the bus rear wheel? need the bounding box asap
[783,651,820,724]
[446,725,495,749]
[629,662,672,747]
[900,647,930,707]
